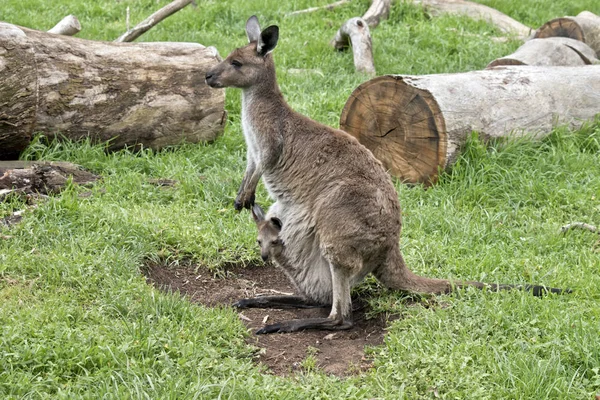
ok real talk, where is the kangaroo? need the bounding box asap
[205,16,567,334]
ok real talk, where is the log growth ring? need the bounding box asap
[340,75,447,184]
[534,18,585,42]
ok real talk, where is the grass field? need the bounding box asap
[1,0,600,398]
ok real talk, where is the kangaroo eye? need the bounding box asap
[257,239,262,246]
[231,60,242,68]
[271,240,279,245]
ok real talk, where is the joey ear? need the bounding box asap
[246,15,261,43]
[270,217,283,231]
[257,25,279,56]
[251,204,265,223]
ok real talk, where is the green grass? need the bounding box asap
[2,0,600,398]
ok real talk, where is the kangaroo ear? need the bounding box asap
[251,203,265,223]
[246,15,261,43]
[257,25,279,56]
[270,217,283,231]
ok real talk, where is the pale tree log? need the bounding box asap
[47,15,81,36]
[487,37,598,67]
[534,11,600,55]
[340,66,600,184]
[115,0,195,43]
[286,0,351,17]
[415,0,532,38]
[332,17,375,74]
[331,0,391,74]
[0,22,225,159]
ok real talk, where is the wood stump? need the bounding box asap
[340,66,600,184]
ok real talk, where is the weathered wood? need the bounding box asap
[534,12,600,55]
[0,22,225,159]
[286,0,351,16]
[416,0,532,38]
[340,66,600,184]
[363,0,392,29]
[48,15,81,36]
[0,161,98,195]
[487,37,598,67]
[331,17,375,74]
[115,0,194,43]
[331,0,390,74]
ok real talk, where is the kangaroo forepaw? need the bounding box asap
[234,192,255,211]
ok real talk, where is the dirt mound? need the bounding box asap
[143,261,397,376]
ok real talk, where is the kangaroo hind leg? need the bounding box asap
[255,262,354,334]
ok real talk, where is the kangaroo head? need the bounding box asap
[205,16,279,89]
[251,204,283,262]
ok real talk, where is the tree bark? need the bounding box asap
[416,0,532,38]
[487,37,598,67]
[534,11,600,55]
[340,66,600,184]
[0,22,225,160]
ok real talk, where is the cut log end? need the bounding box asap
[340,76,447,184]
[534,17,585,41]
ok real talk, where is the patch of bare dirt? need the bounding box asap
[143,261,398,376]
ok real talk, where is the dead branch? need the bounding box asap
[332,17,376,75]
[115,0,194,43]
[415,0,532,38]
[48,15,81,36]
[286,0,351,16]
[363,0,392,28]
[331,0,390,74]
[561,222,599,234]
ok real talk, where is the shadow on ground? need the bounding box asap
[143,260,399,376]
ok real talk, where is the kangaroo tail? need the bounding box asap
[375,248,571,297]
[458,282,571,297]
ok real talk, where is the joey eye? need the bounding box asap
[231,60,242,68]
[257,239,262,246]
[271,240,280,245]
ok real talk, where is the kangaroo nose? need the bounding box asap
[205,72,213,81]
[261,254,269,262]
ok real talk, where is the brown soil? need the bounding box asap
[143,261,398,376]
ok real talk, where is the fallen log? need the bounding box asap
[0,161,98,196]
[415,0,532,38]
[534,11,600,55]
[487,37,598,67]
[0,22,225,159]
[340,65,600,184]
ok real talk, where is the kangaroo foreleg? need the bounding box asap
[235,159,263,211]
[233,295,328,309]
